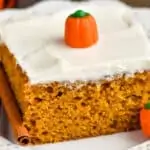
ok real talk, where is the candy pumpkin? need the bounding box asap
[0,0,3,9]
[65,10,98,48]
[0,0,16,9]
[140,102,150,137]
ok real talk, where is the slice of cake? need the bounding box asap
[0,5,150,144]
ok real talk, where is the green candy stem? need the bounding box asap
[70,10,90,18]
[144,102,150,110]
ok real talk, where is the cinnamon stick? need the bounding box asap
[0,64,31,145]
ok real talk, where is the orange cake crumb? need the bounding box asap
[1,44,150,144]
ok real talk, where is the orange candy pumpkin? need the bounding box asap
[0,0,3,9]
[0,0,16,9]
[65,10,98,48]
[140,102,150,137]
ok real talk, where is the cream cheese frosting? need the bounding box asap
[0,4,150,84]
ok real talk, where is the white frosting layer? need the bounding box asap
[1,4,150,84]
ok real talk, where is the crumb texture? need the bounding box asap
[1,44,150,144]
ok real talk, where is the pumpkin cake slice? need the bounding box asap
[0,5,150,144]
